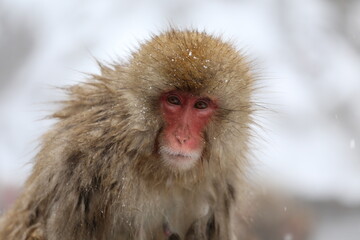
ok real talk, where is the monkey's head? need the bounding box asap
[59,30,255,185]
[120,30,255,180]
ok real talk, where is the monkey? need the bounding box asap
[0,29,256,240]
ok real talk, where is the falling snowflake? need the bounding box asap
[284,233,293,240]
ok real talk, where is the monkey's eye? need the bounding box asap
[194,100,208,109]
[167,95,181,105]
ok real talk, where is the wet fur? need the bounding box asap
[0,29,255,240]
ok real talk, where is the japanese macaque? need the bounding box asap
[0,29,256,240]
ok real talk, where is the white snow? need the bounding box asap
[350,139,356,149]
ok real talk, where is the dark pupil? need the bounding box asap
[167,95,181,105]
[194,101,208,109]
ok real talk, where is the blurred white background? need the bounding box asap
[0,0,359,239]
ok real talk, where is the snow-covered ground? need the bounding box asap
[1,0,359,238]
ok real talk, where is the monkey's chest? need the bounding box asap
[136,187,212,239]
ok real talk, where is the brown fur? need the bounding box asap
[0,29,255,240]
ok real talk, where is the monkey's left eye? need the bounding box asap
[194,100,208,109]
[167,95,181,105]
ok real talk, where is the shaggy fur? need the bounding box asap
[0,29,255,240]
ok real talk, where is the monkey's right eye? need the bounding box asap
[167,95,181,105]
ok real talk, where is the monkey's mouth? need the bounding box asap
[159,146,201,170]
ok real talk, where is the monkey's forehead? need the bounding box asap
[129,30,252,92]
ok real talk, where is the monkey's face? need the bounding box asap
[158,90,217,171]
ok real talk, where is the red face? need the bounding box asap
[159,90,217,171]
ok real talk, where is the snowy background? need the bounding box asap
[0,0,359,239]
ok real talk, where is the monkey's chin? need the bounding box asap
[159,146,201,171]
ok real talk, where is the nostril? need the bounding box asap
[175,135,189,144]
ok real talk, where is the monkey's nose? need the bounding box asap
[174,125,190,144]
[175,134,190,144]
